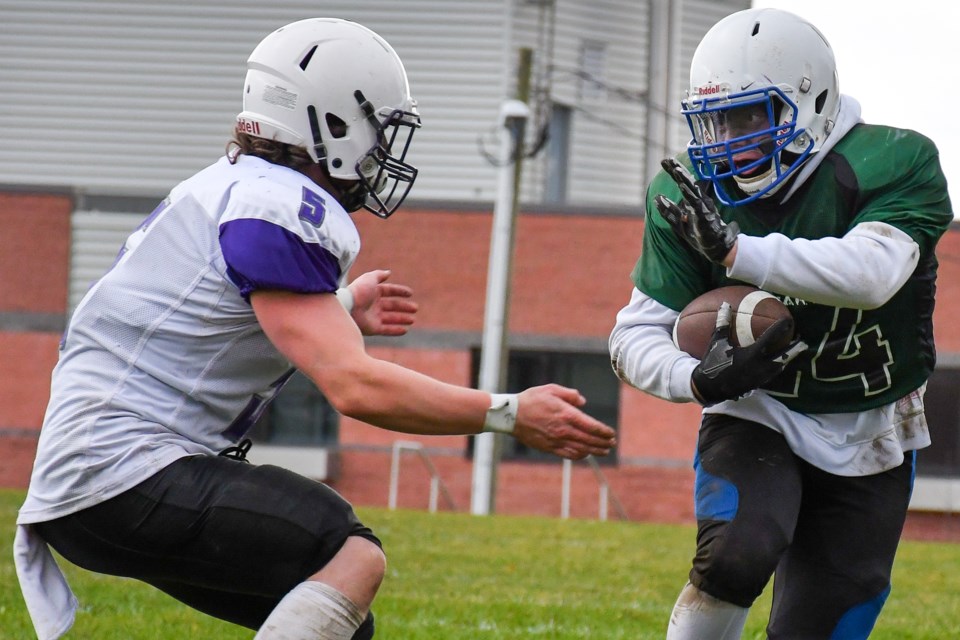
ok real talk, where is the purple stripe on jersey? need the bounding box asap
[220,218,341,301]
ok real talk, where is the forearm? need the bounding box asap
[313,355,491,435]
[254,289,490,435]
[253,290,614,459]
[609,289,699,403]
[727,221,919,309]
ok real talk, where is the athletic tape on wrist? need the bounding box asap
[335,287,354,313]
[483,393,519,434]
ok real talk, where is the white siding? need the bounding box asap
[511,0,648,206]
[1,0,747,211]
[0,0,510,201]
[68,210,144,312]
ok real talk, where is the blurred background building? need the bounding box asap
[1,0,957,530]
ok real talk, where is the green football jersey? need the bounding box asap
[633,124,953,414]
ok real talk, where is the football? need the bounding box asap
[673,285,794,359]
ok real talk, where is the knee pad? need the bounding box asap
[351,611,375,640]
[692,524,786,608]
[694,453,739,521]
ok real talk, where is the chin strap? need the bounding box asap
[306,105,327,164]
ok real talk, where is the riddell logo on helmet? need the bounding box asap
[237,119,261,135]
[697,84,725,96]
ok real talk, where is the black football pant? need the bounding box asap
[689,414,914,639]
[35,454,379,636]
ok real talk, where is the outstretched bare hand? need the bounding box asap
[512,384,617,460]
[347,269,418,337]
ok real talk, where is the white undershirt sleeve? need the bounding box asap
[609,288,700,403]
[728,221,919,309]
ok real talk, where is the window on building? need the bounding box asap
[469,349,619,464]
[250,371,339,446]
[916,366,960,478]
[578,41,607,101]
[544,103,572,204]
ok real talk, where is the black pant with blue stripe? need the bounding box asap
[690,413,915,639]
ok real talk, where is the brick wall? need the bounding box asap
[2,191,959,535]
[0,193,72,315]
[350,208,643,336]
[0,192,71,487]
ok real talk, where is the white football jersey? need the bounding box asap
[19,155,359,523]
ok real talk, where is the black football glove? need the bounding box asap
[692,302,807,406]
[655,158,739,264]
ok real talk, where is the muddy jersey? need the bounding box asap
[634,124,952,415]
[19,155,359,523]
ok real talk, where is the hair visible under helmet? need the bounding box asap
[682,8,840,206]
[235,18,421,218]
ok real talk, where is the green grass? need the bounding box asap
[1,488,958,638]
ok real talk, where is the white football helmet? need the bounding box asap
[682,8,840,206]
[237,18,421,217]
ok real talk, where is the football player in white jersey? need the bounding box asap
[15,18,616,640]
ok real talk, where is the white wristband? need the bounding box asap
[483,393,519,434]
[335,287,354,313]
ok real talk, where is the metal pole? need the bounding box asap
[388,441,404,510]
[470,99,530,516]
[561,458,572,519]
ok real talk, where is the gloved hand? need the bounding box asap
[655,158,739,264]
[692,302,807,405]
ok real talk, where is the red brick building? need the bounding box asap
[1,191,958,541]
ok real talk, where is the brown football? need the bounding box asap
[673,285,794,359]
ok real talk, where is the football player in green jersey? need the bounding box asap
[609,7,953,639]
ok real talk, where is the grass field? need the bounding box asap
[2,488,958,639]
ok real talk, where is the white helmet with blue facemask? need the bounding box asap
[682,8,840,206]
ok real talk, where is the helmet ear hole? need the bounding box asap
[814,90,829,114]
[326,113,348,139]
